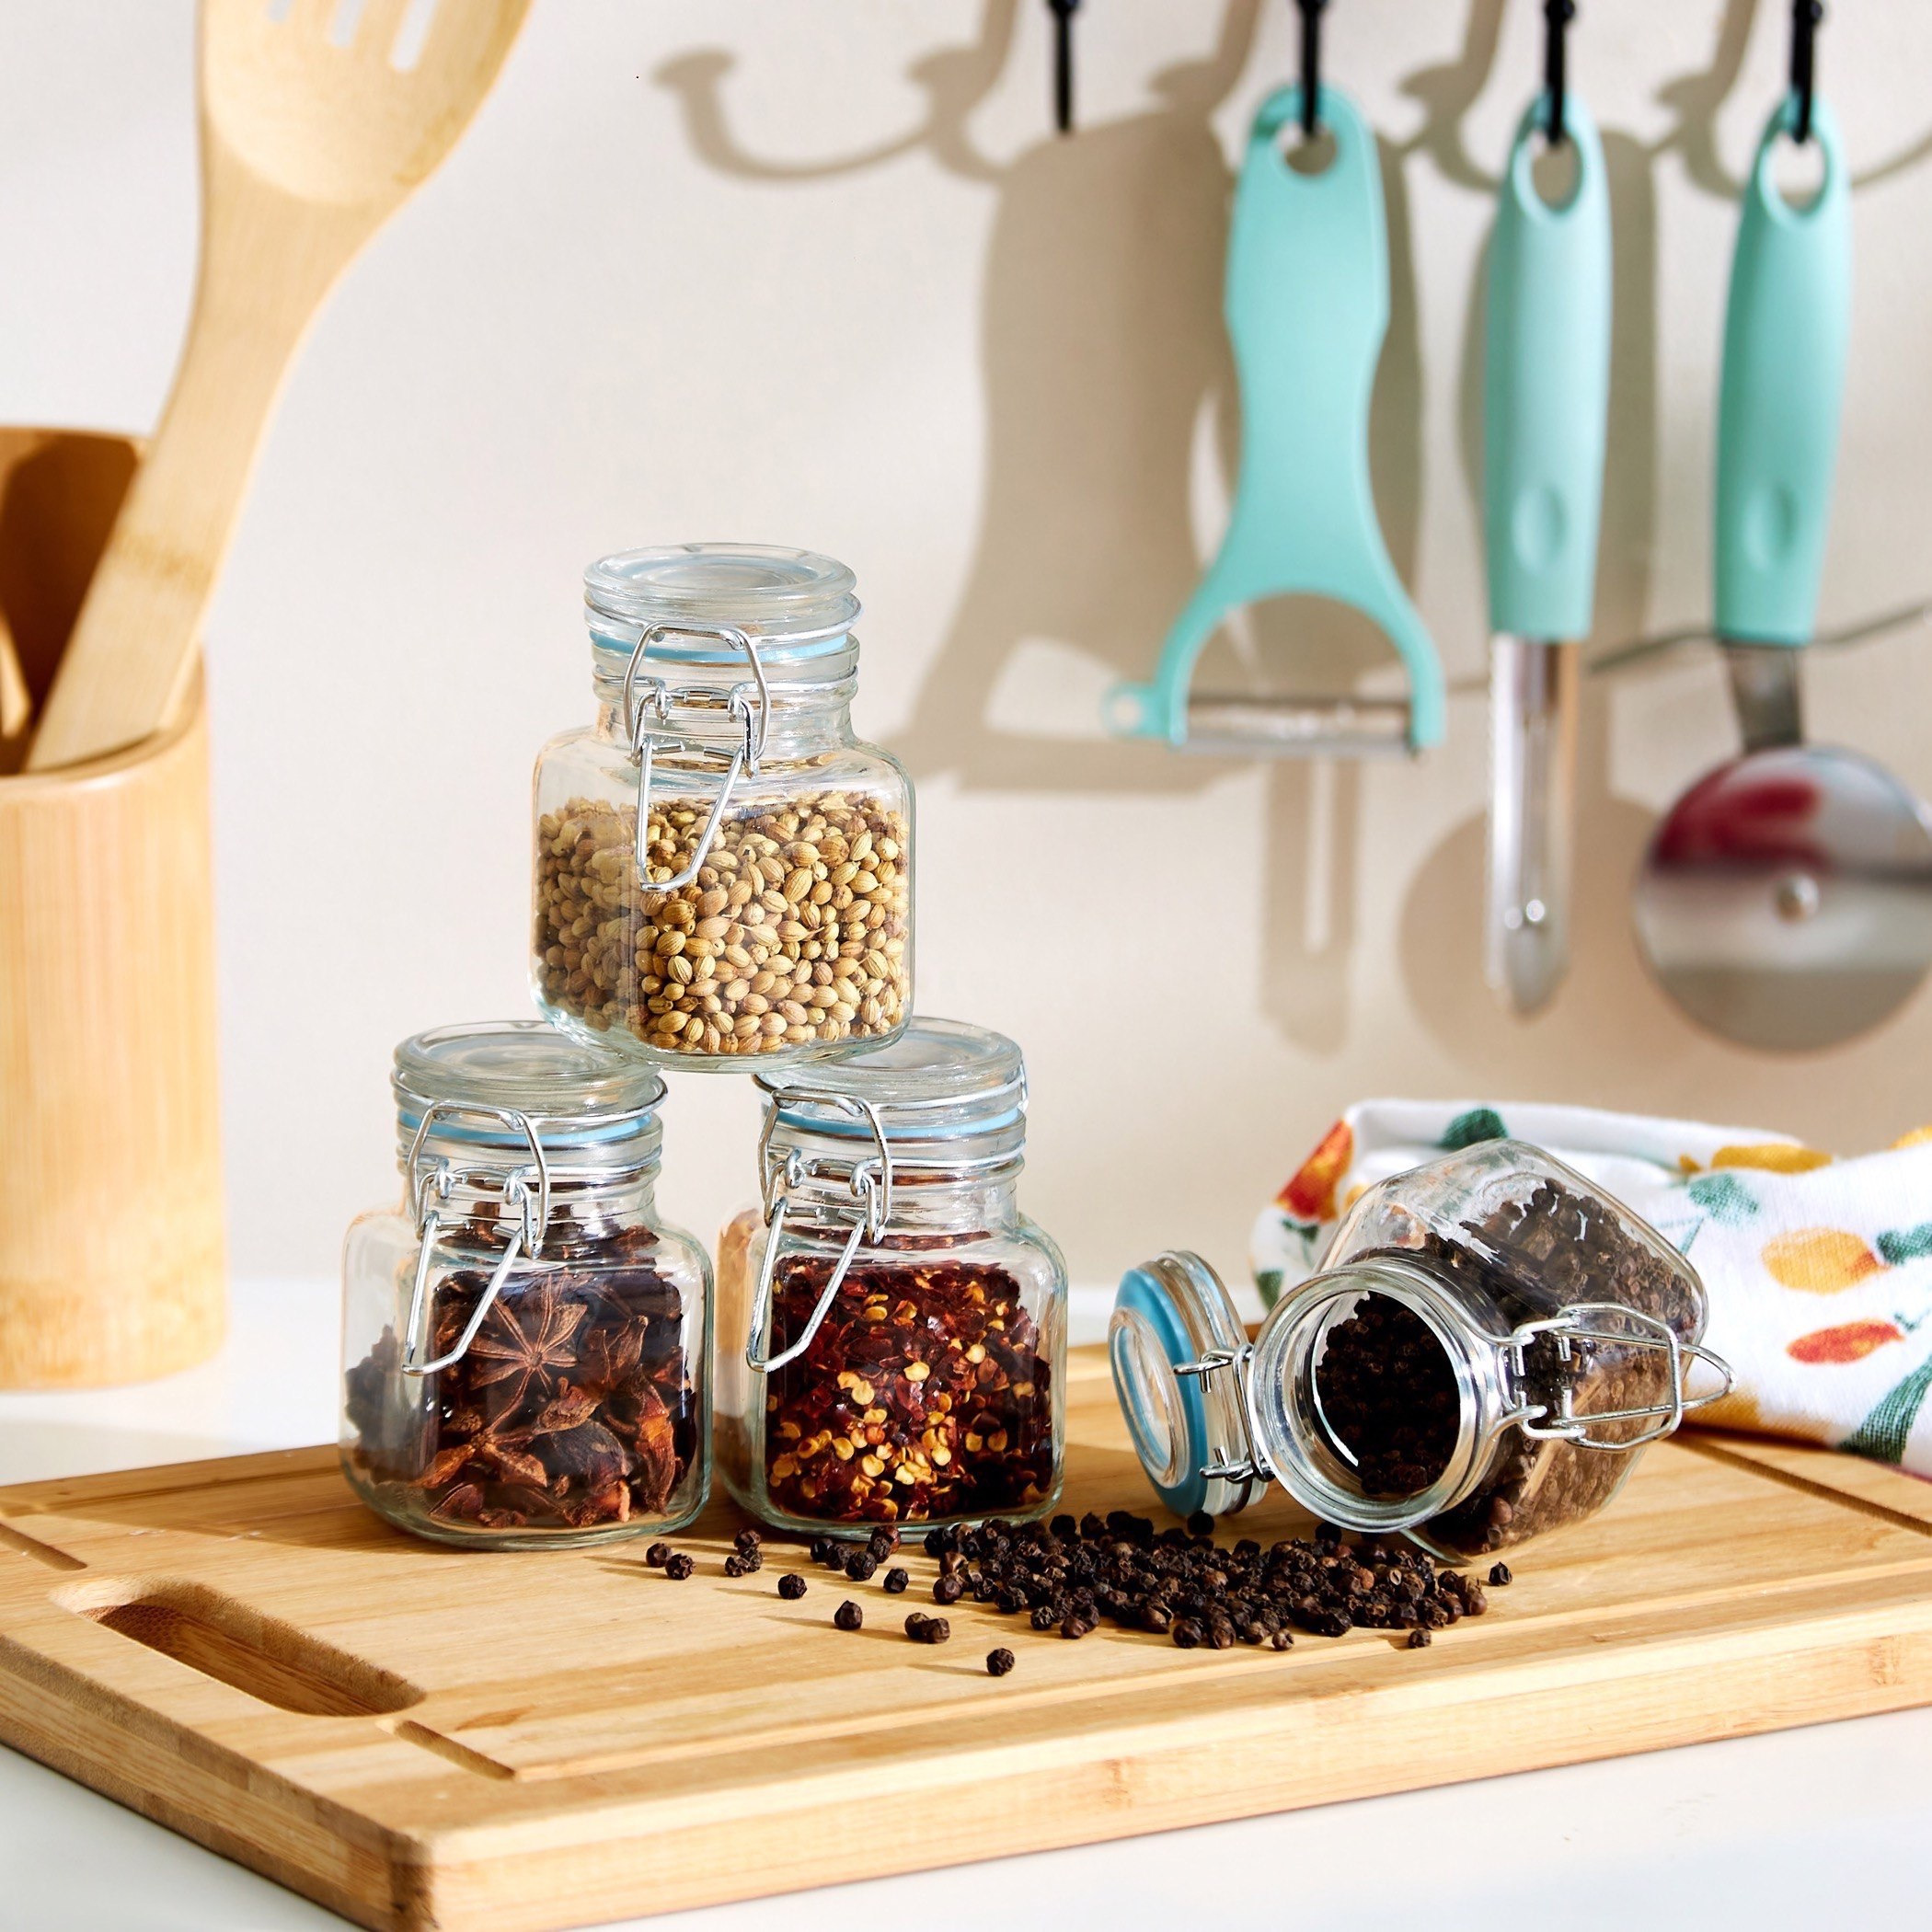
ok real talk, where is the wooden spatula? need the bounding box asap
[27,0,526,772]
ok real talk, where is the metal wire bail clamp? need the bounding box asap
[1501,1302,1735,1451]
[744,1091,894,1376]
[1173,1342,1267,1485]
[399,1101,553,1378]
[621,621,772,894]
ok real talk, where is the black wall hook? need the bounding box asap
[1047,0,1080,136]
[1296,0,1328,137]
[1790,0,1823,144]
[1543,0,1575,147]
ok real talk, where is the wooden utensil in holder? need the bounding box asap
[0,430,224,1386]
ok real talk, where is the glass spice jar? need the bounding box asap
[716,1018,1067,1537]
[532,543,914,1069]
[340,1021,710,1548]
[1110,1141,1733,1559]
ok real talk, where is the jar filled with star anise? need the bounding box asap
[340,1020,710,1548]
[716,1018,1067,1537]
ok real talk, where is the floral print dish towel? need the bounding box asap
[1252,1100,1932,1478]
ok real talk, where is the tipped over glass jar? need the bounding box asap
[716,1018,1067,1537]
[339,1021,711,1547]
[1109,1141,1733,1559]
[532,543,913,1069]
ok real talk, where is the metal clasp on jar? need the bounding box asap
[622,621,771,893]
[398,1101,553,1378]
[743,1092,894,1375]
[1171,1344,1269,1484]
[1501,1302,1735,1450]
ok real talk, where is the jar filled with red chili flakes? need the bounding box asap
[716,1018,1067,1536]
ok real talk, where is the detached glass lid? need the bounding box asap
[1110,1253,1256,1521]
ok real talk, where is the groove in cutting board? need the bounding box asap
[0,1522,83,1570]
[55,1577,420,1718]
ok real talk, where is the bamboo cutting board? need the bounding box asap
[3,1348,1931,1932]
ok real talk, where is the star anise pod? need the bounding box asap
[630,1386,678,1514]
[529,1383,600,1434]
[466,1278,591,1416]
[573,1319,645,1396]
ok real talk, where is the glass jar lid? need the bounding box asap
[1109,1253,1258,1522]
[585,543,860,670]
[756,1017,1025,1164]
[393,1020,665,1153]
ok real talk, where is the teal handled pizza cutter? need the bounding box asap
[1634,92,1932,1050]
[1103,83,1443,757]
[1482,89,1612,1015]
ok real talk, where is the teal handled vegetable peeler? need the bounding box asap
[1482,90,1612,1016]
[1103,84,1444,756]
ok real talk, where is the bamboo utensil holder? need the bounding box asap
[0,430,224,1386]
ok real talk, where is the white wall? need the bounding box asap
[4,1,1930,1299]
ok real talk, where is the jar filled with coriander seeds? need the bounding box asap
[340,1021,711,1547]
[716,1018,1068,1537]
[1110,1142,1733,1559]
[533,544,914,1068]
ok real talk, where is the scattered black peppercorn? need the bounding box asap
[622,1505,1501,1666]
[1489,1562,1512,1586]
[810,1535,837,1566]
[734,1527,762,1554]
[1186,1510,1214,1538]
[868,1526,899,1558]
[987,1647,1016,1676]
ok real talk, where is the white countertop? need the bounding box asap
[4,1278,1930,1932]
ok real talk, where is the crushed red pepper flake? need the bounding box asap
[757,1255,1053,1526]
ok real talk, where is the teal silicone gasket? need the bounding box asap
[1105,83,1444,752]
[1484,92,1612,639]
[1110,1265,1211,1521]
[1715,93,1850,648]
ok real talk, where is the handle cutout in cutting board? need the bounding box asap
[56,1577,420,1717]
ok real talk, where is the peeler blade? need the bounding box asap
[1485,636,1578,1015]
[1179,693,1410,758]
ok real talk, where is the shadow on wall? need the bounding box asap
[655,0,1932,1072]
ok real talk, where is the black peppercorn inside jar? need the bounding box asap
[715,1018,1067,1537]
[532,544,913,1069]
[1110,1142,1732,1559]
[340,1022,711,1548]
